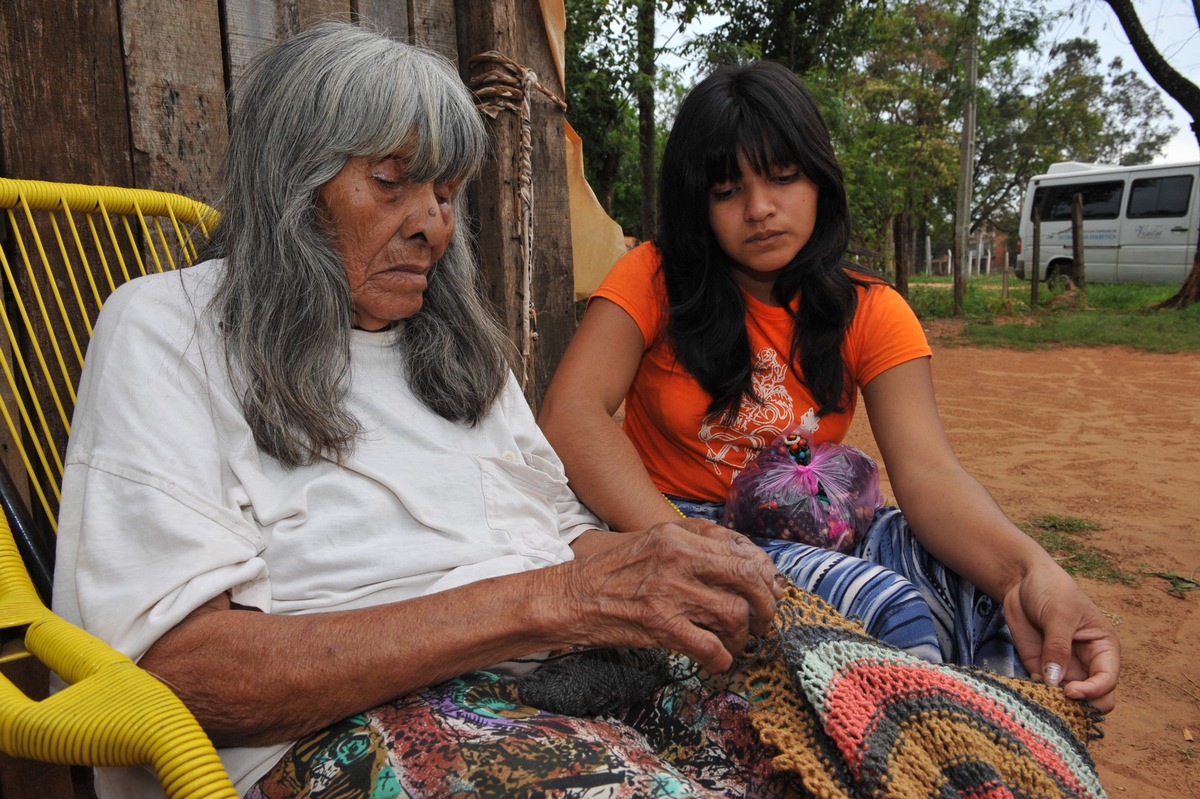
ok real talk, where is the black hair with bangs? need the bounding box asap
[656,60,879,424]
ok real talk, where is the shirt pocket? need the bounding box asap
[477,454,568,550]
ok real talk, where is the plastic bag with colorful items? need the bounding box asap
[723,428,884,552]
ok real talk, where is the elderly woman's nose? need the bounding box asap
[402,183,451,238]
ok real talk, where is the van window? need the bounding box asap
[1127,175,1193,218]
[1031,180,1124,221]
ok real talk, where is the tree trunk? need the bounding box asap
[1155,249,1200,309]
[893,213,911,299]
[1102,0,1200,310]
[594,150,622,215]
[636,0,656,240]
[1103,0,1200,118]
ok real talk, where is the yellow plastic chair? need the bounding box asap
[0,177,236,798]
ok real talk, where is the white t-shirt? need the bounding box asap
[52,260,602,797]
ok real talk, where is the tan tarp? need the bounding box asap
[540,0,626,298]
[564,121,626,297]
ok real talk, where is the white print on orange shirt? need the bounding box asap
[699,347,819,480]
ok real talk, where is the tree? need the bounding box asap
[1097,56,1180,165]
[696,0,877,74]
[564,0,710,237]
[636,1,657,239]
[820,1,963,274]
[972,37,1177,239]
[1100,0,1200,308]
[564,0,639,232]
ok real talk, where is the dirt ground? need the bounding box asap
[844,319,1200,798]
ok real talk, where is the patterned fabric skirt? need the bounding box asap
[246,667,806,799]
[667,499,1025,676]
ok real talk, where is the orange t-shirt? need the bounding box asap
[593,242,932,502]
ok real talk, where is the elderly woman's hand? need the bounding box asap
[560,522,783,675]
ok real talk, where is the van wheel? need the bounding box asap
[1045,265,1072,290]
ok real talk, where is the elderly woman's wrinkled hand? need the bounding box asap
[564,521,783,675]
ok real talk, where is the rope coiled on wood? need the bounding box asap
[468,51,567,394]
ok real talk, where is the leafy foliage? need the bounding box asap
[564,0,710,235]
[564,0,1179,263]
[974,37,1177,240]
[689,0,877,74]
[564,0,640,232]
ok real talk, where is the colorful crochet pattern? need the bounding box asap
[744,586,1107,799]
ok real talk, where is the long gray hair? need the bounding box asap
[207,22,510,468]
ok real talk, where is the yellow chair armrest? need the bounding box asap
[0,518,237,798]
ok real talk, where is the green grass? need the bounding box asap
[904,274,1200,352]
[1019,515,1135,584]
[1137,567,1200,599]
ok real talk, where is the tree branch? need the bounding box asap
[1102,0,1200,149]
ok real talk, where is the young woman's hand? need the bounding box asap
[1001,560,1121,713]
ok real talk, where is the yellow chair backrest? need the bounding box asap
[0,177,236,798]
[0,178,218,533]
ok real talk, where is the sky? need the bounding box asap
[661,1,1199,165]
[1042,0,1199,164]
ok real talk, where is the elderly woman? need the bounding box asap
[52,23,788,799]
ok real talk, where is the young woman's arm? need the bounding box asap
[862,357,1120,711]
[538,298,683,529]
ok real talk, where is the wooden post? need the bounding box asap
[0,0,138,525]
[1071,191,1086,303]
[457,2,575,411]
[223,2,357,95]
[408,0,459,60]
[1031,208,1040,309]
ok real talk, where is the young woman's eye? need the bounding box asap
[772,171,802,184]
[710,185,737,202]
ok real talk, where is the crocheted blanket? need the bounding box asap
[744,586,1107,799]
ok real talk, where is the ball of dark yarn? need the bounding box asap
[515,647,671,716]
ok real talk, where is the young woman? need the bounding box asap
[539,60,1119,712]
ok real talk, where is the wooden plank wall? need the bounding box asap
[0,2,573,795]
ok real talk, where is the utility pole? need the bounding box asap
[953,7,978,316]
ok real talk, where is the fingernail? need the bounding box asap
[1043,662,1062,687]
[774,573,788,586]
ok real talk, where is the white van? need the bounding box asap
[1014,160,1199,285]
